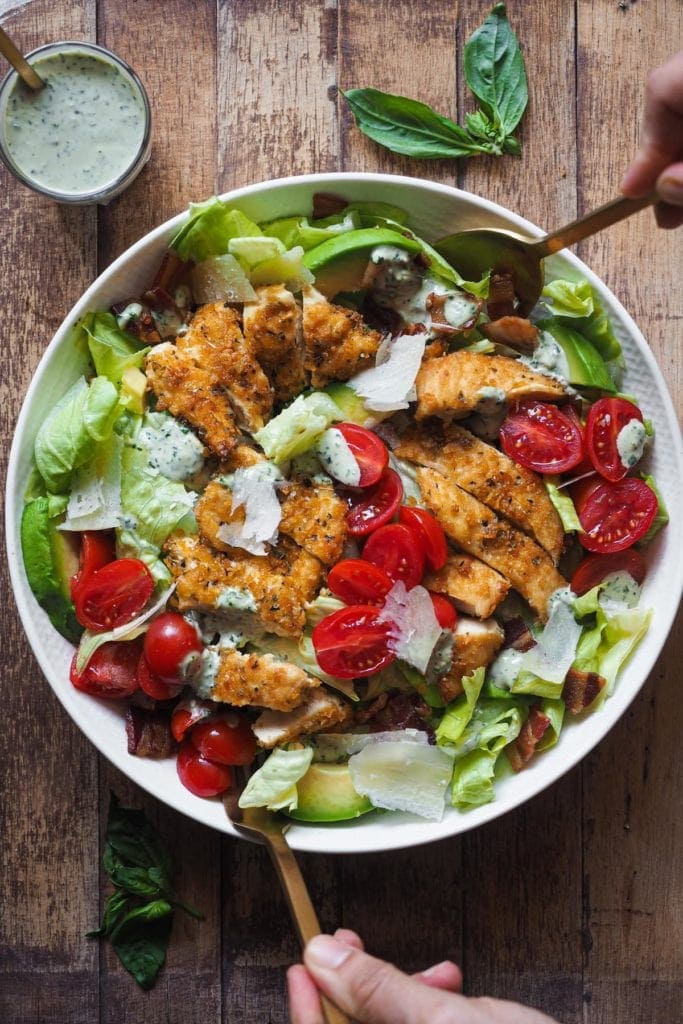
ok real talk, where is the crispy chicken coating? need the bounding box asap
[302,286,380,388]
[424,553,509,620]
[253,689,353,748]
[415,349,567,423]
[163,534,323,638]
[480,316,540,353]
[242,285,306,402]
[437,616,504,703]
[211,648,318,711]
[396,423,564,563]
[417,467,567,620]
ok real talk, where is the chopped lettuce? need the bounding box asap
[305,593,346,628]
[536,698,565,753]
[450,748,498,808]
[545,480,583,533]
[170,198,262,263]
[82,312,148,386]
[115,529,172,586]
[540,278,622,362]
[638,474,669,545]
[260,211,361,250]
[253,392,342,463]
[571,576,652,694]
[120,445,196,549]
[34,376,121,493]
[238,746,314,812]
[447,698,527,809]
[435,667,485,745]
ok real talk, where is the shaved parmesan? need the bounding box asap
[349,333,427,412]
[217,464,283,556]
[522,588,581,684]
[348,741,454,820]
[60,435,123,532]
[312,728,429,763]
[378,581,442,674]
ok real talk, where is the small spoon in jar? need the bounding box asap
[436,190,657,315]
[0,25,45,90]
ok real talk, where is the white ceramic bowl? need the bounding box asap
[6,173,683,854]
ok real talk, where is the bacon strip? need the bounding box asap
[125,707,175,758]
[563,668,606,714]
[506,706,551,772]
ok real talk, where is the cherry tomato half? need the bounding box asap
[70,530,116,600]
[176,741,233,797]
[171,698,215,743]
[74,558,154,631]
[327,559,394,606]
[336,423,388,487]
[70,639,141,699]
[571,549,647,596]
[429,591,458,630]
[577,478,658,553]
[191,714,256,766]
[398,506,448,571]
[312,605,395,679]
[362,523,426,589]
[144,612,203,683]
[137,653,183,701]
[586,397,644,482]
[500,400,584,474]
[346,468,403,537]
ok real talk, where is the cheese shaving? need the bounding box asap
[217,464,283,556]
[349,333,427,412]
[378,581,442,674]
[522,588,582,683]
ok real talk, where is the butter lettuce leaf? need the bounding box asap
[170,198,262,262]
[253,392,342,463]
[120,445,197,549]
[450,748,498,808]
[638,474,669,546]
[261,212,361,251]
[540,278,622,362]
[435,667,485,746]
[545,480,583,533]
[238,747,314,812]
[83,312,149,386]
[35,376,121,493]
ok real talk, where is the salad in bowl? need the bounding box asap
[9,175,677,850]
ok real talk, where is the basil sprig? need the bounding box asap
[88,793,202,989]
[343,3,527,160]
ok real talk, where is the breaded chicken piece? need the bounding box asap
[218,441,266,472]
[481,316,539,353]
[302,286,380,388]
[164,534,323,638]
[396,423,564,563]
[438,616,504,703]
[145,342,241,459]
[424,554,509,619]
[243,285,306,402]
[253,689,353,748]
[417,468,567,620]
[278,478,348,565]
[415,350,567,422]
[196,478,347,566]
[211,648,318,711]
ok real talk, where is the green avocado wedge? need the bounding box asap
[21,497,83,643]
[286,763,374,823]
[302,227,421,299]
[539,320,616,393]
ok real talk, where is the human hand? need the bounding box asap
[622,50,683,228]
[287,929,560,1024]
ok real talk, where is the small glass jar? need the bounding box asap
[0,41,152,205]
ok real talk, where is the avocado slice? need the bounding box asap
[286,763,374,822]
[302,227,421,299]
[539,320,616,393]
[21,497,83,643]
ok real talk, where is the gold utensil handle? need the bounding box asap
[534,191,657,257]
[265,829,351,1024]
[0,26,44,90]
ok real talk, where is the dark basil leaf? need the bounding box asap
[86,890,131,938]
[111,900,174,990]
[105,793,173,879]
[109,864,168,899]
[502,136,522,155]
[463,3,528,136]
[343,88,494,159]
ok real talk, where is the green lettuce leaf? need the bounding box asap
[115,529,172,586]
[571,578,652,694]
[450,748,498,808]
[35,376,121,493]
[170,198,262,262]
[238,747,314,812]
[535,698,565,753]
[638,474,669,546]
[435,667,485,745]
[260,211,361,250]
[540,278,622,362]
[545,480,583,533]
[120,445,197,549]
[83,312,149,385]
[253,392,342,463]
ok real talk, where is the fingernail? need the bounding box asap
[306,935,353,969]
[421,961,451,978]
[657,175,683,204]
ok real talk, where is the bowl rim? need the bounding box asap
[6,170,683,854]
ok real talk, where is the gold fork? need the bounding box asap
[224,767,350,1024]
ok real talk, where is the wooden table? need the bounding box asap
[1,2,681,1022]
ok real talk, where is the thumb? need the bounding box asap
[303,934,464,1024]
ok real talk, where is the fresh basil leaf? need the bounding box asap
[463,2,528,137]
[111,900,174,990]
[342,88,495,159]
[108,864,168,899]
[106,793,173,878]
[87,890,131,938]
[465,108,498,144]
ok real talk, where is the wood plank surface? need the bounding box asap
[0,2,680,1023]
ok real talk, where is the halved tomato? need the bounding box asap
[346,468,403,537]
[577,478,658,553]
[398,506,448,571]
[428,591,458,630]
[362,523,426,589]
[137,653,183,701]
[571,549,647,596]
[74,558,154,631]
[69,639,141,699]
[586,397,644,482]
[70,530,116,600]
[500,400,584,474]
[312,605,395,678]
[336,423,388,487]
[327,559,394,606]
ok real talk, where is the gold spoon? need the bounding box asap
[0,25,45,90]
[436,190,657,315]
